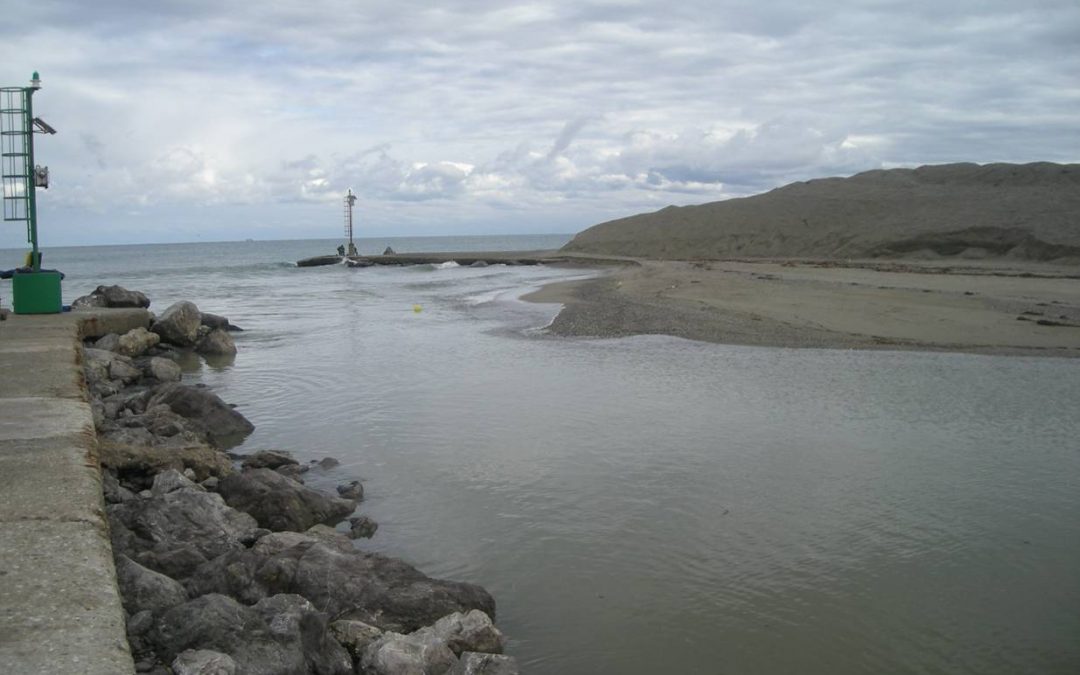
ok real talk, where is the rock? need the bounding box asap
[99,441,234,486]
[417,610,504,656]
[201,476,220,491]
[216,468,355,532]
[103,470,137,504]
[184,468,197,480]
[469,260,489,268]
[328,620,383,663]
[250,526,355,558]
[383,246,396,255]
[151,594,300,674]
[85,348,142,387]
[151,301,202,347]
[171,649,236,675]
[448,653,520,675]
[115,555,190,617]
[94,333,121,352]
[316,457,340,470]
[107,488,260,578]
[148,383,254,448]
[361,631,458,675]
[195,329,237,356]
[95,284,151,308]
[348,515,378,539]
[127,609,155,637]
[336,480,363,501]
[251,594,352,675]
[146,357,182,383]
[241,450,299,470]
[275,464,307,482]
[72,293,109,309]
[117,327,162,358]
[186,541,496,634]
[151,469,204,496]
[201,312,242,332]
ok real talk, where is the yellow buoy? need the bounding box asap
[413,304,422,313]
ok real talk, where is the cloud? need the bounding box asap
[2,0,1077,245]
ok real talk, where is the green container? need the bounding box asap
[12,270,63,314]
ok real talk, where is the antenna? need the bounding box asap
[343,188,358,256]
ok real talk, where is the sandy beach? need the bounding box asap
[525,258,1080,357]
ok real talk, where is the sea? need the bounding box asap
[3,235,1079,675]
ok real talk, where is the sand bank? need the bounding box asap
[525,259,1080,357]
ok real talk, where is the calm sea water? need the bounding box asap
[4,236,1079,674]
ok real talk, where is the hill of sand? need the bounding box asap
[562,162,1080,263]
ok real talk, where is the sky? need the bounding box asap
[1,0,1077,246]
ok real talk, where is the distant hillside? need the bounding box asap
[563,162,1080,263]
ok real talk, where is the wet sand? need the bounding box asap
[524,258,1080,357]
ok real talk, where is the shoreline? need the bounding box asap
[524,258,1080,357]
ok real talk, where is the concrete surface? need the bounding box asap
[0,310,137,674]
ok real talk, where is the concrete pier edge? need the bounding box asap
[1,308,151,674]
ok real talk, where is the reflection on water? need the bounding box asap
[17,238,1080,675]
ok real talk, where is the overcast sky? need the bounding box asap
[2,0,1077,246]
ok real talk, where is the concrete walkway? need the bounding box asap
[0,309,149,674]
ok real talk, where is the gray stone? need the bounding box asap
[328,619,383,662]
[94,332,121,351]
[241,450,298,470]
[383,246,396,255]
[95,284,152,308]
[171,649,236,675]
[195,328,237,356]
[150,594,300,674]
[151,301,202,347]
[117,327,161,358]
[147,383,254,448]
[199,312,232,331]
[348,515,378,539]
[186,541,496,634]
[448,653,521,675]
[416,610,504,656]
[361,631,458,675]
[115,555,189,617]
[103,470,137,504]
[336,480,363,501]
[72,293,109,309]
[151,468,204,496]
[251,594,352,675]
[127,609,155,637]
[216,468,355,532]
[98,441,234,485]
[316,457,340,470]
[107,488,260,579]
[147,356,182,382]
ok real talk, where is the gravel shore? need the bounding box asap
[525,258,1080,357]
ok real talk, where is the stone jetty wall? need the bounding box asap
[80,285,520,674]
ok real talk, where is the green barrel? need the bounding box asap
[12,270,62,314]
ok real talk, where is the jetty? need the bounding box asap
[0,308,150,673]
[296,250,582,268]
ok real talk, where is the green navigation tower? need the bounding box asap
[2,71,59,313]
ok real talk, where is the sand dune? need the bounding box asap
[563,162,1080,263]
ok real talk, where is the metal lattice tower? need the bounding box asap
[1,79,38,268]
[343,188,357,255]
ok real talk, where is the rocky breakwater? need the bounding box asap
[80,285,518,675]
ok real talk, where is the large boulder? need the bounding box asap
[144,356,182,383]
[72,293,109,310]
[328,620,383,664]
[196,328,237,356]
[201,312,242,332]
[95,284,151,308]
[152,301,203,347]
[448,653,520,675]
[107,487,260,578]
[151,594,300,674]
[115,554,189,617]
[84,347,142,385]
[415,611,504,656]
[251,594,352,675]
[216,468,355,532]
[360,631,458,675]
[98,441,234,487]
[148,383,254,448]
[117,327,161,358]
[240,450,298,470]
[186,541,496,633]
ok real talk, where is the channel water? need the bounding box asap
[5,235,1079,674]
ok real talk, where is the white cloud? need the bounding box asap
[1,0,1077,245]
